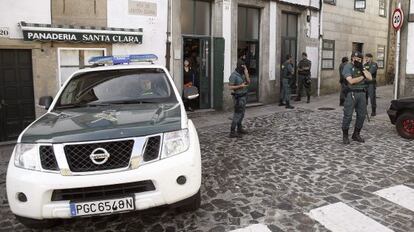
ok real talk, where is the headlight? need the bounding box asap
[161,129,190,158]
[13,144,41,171]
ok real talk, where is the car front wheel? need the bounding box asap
[396,112,414,139]
[175,190,201,213]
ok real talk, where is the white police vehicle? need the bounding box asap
[6,54,202,228]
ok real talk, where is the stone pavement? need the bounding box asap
[1,85,413,232]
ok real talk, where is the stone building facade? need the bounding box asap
[320,0,390,95]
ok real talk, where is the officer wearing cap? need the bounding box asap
[228,59,250,138]
[364,53,378,116]
[341,51,373,144]
[279,55,295,109]
[295,52,312,103]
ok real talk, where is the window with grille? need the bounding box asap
[355,0,366,12]
[379,0,387,17]
[377,45,385,69]
[322,40,335,70]
[323,0,336,5]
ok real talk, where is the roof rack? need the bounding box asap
[88,54,158,66]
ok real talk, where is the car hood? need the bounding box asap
[20,103,182,143]
[390,97,414,111]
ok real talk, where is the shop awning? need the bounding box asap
[19,21,143,44]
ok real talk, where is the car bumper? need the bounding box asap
[387,109,398,125]
[6,125,201,220]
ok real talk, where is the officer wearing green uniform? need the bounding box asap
[342,51,373,144]
[279,55,294,109]
[295,52,312,103]
[364,53,378,116]
[229,60,250,138]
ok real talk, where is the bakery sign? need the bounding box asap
[20,22,143,44]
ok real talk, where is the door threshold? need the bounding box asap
[246,102,264,108]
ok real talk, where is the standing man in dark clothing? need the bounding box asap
[342,51,373,144]
[364,53,378,116]
[339,57,349,106]
[279,55,295,109]
[183,59,198,111]
[295,52,312,103]
[229,60,250,138]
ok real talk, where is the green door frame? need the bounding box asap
[182,35,212,109]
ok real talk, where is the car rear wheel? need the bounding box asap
[15,215,60,229]
[396,112,414,139]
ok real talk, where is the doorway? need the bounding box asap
[281,12,298,95]
[0,49,35,142]
[183,37,211,109]
[352,42,364,53]
[238,6,260,103]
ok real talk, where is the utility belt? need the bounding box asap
[231,92,247,99]
[344,87,366,97]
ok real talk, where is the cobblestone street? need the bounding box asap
[0,86,413,232]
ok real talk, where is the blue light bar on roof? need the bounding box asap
[88,54,158,65]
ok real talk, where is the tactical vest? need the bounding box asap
[349,66,367,90]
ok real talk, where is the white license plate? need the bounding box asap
[70,197,135,217]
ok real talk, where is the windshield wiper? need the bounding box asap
[106,100,158,105]
[55,102,110,109]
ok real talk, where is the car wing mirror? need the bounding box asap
[39,96,53,110]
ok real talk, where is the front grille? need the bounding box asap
[39,146,59,171]
[64,140,134,172]
[143,136,161,162]
[51,180,155,202]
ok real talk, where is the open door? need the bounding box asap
[213,37,224,110]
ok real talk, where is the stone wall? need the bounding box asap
[321,0,389,95]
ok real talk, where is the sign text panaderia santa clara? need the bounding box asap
[22,31,142,44]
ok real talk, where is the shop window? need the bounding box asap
[59,48,106,86]
[322,40,335,70]
[181,0,211,36]
[379,0,387,17]
[238,7,260,41]
[355,0,366,12]
[377,45,385,69]
[323,0,336,5]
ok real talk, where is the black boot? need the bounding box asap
[342,129,350,144]
[229,131,241,138]
[294,96,301,102]
[285,101,294,109]
[307,95,310,103]
[352,128,365,143]
[279,101,286,106]
[371,108,376,117]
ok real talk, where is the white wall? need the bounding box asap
[0,0,51,39]
[278,0,320,9]
[406,23,414,74]
[410,0,414,14]
[107,0,167,66]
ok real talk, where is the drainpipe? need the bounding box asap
[166,0,172,70]
[317,0,323,97]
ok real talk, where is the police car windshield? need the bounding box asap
[56,68,177,109]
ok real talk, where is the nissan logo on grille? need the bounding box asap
[90,148,110,165]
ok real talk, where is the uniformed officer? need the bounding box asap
[339,57,349,106]
[295,52,312,103]
[364,53,378,116]
[342,51,373,144]
[279,55,295,109]
[229,60,250,138]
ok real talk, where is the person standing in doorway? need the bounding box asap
[339,57,349,106]
[341,51,373,144]
[364,53,378,116]
[183,59,197,112]
[229,60,250,138]
[279,55,295,109]
[295,52,312,103]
